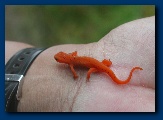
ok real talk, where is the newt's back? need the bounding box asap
[71,56,104,69]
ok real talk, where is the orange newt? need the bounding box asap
[54,51,143,84]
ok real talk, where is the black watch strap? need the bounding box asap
[5,48,46,112]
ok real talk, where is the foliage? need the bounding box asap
[5,5,155,47]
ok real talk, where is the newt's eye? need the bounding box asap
[55,58,58,61]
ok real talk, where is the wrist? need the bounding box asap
[5,42,46,112]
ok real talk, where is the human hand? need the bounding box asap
[6,16,155,112]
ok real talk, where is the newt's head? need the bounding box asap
[54,52,71,64]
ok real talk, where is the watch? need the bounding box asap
[5,48,46,112]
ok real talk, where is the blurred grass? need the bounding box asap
[5,5,155,47]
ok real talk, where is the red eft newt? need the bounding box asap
[54,51,143,84]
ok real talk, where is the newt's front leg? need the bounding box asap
[69,64,78,79]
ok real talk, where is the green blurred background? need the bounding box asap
[5,5,155,47]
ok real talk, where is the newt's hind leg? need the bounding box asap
[102,59,112,67]
[86,59,112,82]
[86,68,98,82]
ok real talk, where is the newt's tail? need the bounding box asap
[112,67,143,84]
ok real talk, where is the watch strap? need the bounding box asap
[5,81,19,112]
[5,48,45,75]
[5,48,45,112]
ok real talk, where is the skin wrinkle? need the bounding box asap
[68,77,84,112]
[6,16,155,112]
